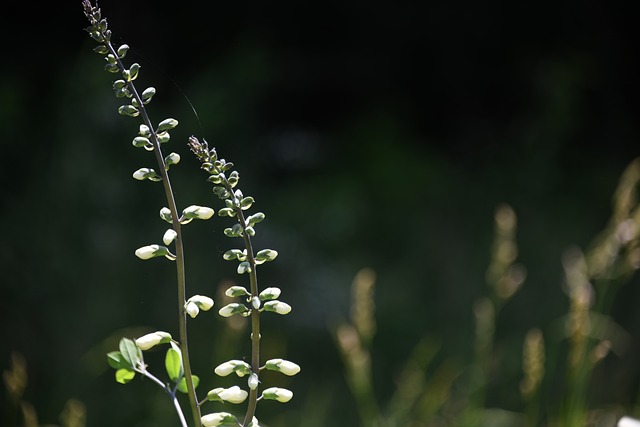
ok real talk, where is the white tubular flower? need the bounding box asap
[165,152,181,166]
[182,205,215,220]
[134,244,161,260]
[214,360,252,377]
[163,229,177,245]
[185,301,199,318]
[259,287,281,301]
[135,244,172,261]
[135,331,171,350]
[133,167,150,180]
[187,295,214,311]
[265,358,301,376]
[159,207,172,223]
[218,303,249,318]
[251,296,261,310]
[201,412,237,427]
[248,372,259,390]
[263,300,292,315]
[261,387,293,403]
[218,386,248,404]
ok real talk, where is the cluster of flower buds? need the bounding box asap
[189,135,299,425]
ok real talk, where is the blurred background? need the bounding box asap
[2,1,640,426]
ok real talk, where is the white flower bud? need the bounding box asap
[188,295,214,311]
[251,296,261,310]
[218,303,248,317]
[163,229,177,245]
[248,417,260,427]
[139,124,151,137]
[263,300,292,315]
[133,168,150,180]
[259,287,281,301]
[265,358,300,376]
[159,207,172,223]
[261,387,293,403]
[135,331,171,350]
[225,286,249,297]
[135,244,160,260]
[214,360,251,377]
[201,412,236,427]
[248,372,259,390]
[185,301,199,318]
[165,152,181,166]
[218,386,248,404]
[182,205,215,220]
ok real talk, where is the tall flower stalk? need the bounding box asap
[189,137,299,427]
[82,2,299,426]
[83,2,210,426]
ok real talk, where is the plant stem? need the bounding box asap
[138,369,189,427]
[102,40,201,427]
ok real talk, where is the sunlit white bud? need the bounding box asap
[265,358,301,376]
[188,295,214,311]
[163,229,177,245]
[182,205,215,220]
[248,372,259,390]
[251,296,261,310]
[133,168,150,180]
[218,386,248,404]
[259,287,281,301]
[263,300,292,315]
[185,301,199,318]
[139,124,151,137]
[165,152,181,166]
[214,360,252,377]
[218,303,249,317]
[135,331,171,350]
[135,244,162,260]
[248,417,260,427]
[201,412,236,427]
[157,118,179,132]
[225,286,249,297]
[160,207,172,223]
[261,387,293,403]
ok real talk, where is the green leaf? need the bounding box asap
[107,351,132,370]
[165,343,183,382]
[115,368,136,384]
[177,375,200,393]
[119,338,141,368]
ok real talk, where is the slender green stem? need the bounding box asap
[135,358,188,427]
[101,39,201,427]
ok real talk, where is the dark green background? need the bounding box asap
[2,1,640,425]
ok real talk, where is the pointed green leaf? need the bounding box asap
[107,351,132,370]
[119,338,141,368]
